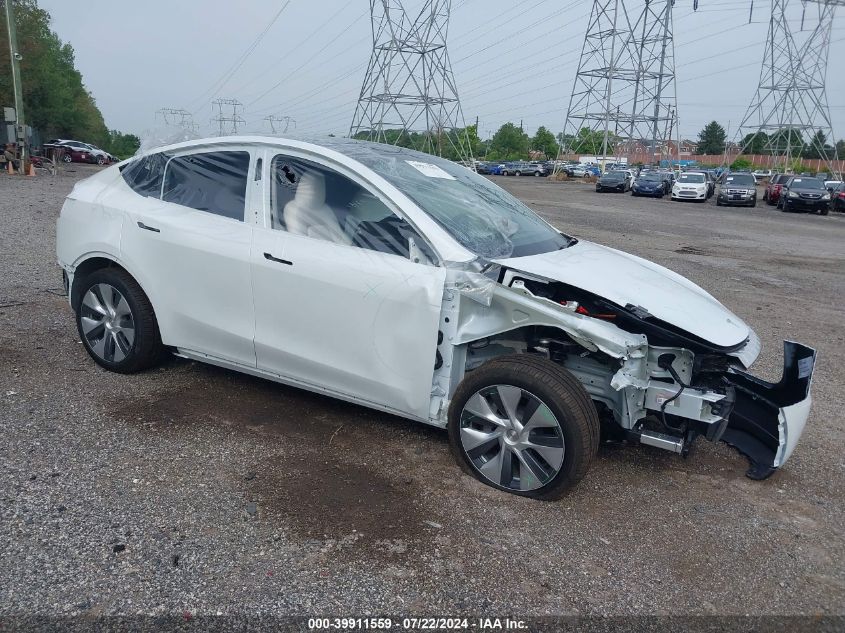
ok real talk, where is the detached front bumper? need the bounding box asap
[720,341,816,479]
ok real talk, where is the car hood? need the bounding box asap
[494,240,751,348]
[634,181,660,187]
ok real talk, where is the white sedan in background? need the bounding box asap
[56,137,816,498]
[671,171,709,202]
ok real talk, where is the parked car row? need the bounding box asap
[761,173,838,214]
[774,176,832,215]
[43,139,117,165]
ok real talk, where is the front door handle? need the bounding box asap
[137,221,160,233]
[263,252,293,266]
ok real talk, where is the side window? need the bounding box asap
[120,152,169,198]
[269,154,432,261]
[162,151,250,221]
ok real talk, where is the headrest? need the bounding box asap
[295,171,326,206]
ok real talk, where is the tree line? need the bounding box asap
[0,0,139,158]
[696,120,843,160]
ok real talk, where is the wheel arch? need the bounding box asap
[70,254,155,315]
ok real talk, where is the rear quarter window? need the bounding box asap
[120,153,169,198]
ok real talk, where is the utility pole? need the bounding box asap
[558,0,695,173]
[350,0,473,163]
[733,0,842,173]
[264,114,295,134]
[4,0,27,165]
[210,98,245,136]
[156,108,198,134]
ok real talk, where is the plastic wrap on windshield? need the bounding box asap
[136,125,202,155]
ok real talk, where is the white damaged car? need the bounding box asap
[56,137,816,498]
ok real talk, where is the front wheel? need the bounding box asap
[448,355,599,499]
[74,268,164,373]
[62,154,72,163]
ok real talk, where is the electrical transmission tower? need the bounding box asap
[734,0,841,172]
[349,0,473,162]
[211,98,246,136]
[156,108,198,133]
[560,0,694,167]
[264,115,296,134]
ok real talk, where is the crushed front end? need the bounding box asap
[445,267,818,480]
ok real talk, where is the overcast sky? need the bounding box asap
[38,0,845,144]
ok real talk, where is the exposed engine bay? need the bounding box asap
[431,265,816,480]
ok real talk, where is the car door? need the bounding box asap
[251,151,446,420]
[118,148,258,366]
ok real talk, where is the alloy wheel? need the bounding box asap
[79,283,136,363]
[459,385,565,492]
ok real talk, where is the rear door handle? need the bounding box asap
[263,252,293,266]
[137,221,160,233]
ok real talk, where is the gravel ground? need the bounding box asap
[1,166,843,622]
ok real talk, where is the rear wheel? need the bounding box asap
[74,268,163,373]
[515,171,522,177]
[448,355,599,499]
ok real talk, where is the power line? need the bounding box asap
[188,0,291,113]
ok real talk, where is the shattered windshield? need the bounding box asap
[334,141,571,259]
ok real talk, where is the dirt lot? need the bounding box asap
[1,166,844,619]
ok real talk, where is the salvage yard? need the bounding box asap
[1,165,844,617]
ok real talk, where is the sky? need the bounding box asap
[38,0,845,144]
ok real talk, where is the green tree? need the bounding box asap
[802,130,832,160]
[488,122,529,161]
[531,126,558,159]
[568,127,618,155]
[769,128,804,156]
[104,130,140,159]
[697,121,727,155]
[836,139,845,158]
[0,0,110,145]
[730,157,752,171]
[741,131,769,155]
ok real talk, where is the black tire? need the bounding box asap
[96,156,105,165]
[502,170,509,176]
[74,267,163,373]
[448,355,599,499]
[62,154,72,163]
[716,199,722,206]
[515,171,522,177]
[820,207,829,216]
[534,171,541,177]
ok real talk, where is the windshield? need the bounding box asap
[638,173,662,182]
[678,173,705,184]
[790,177,825,190]
[605,171,626,179]
[723,174,756,187]
[334,142,571,259]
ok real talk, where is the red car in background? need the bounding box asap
[763,173,791,205]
